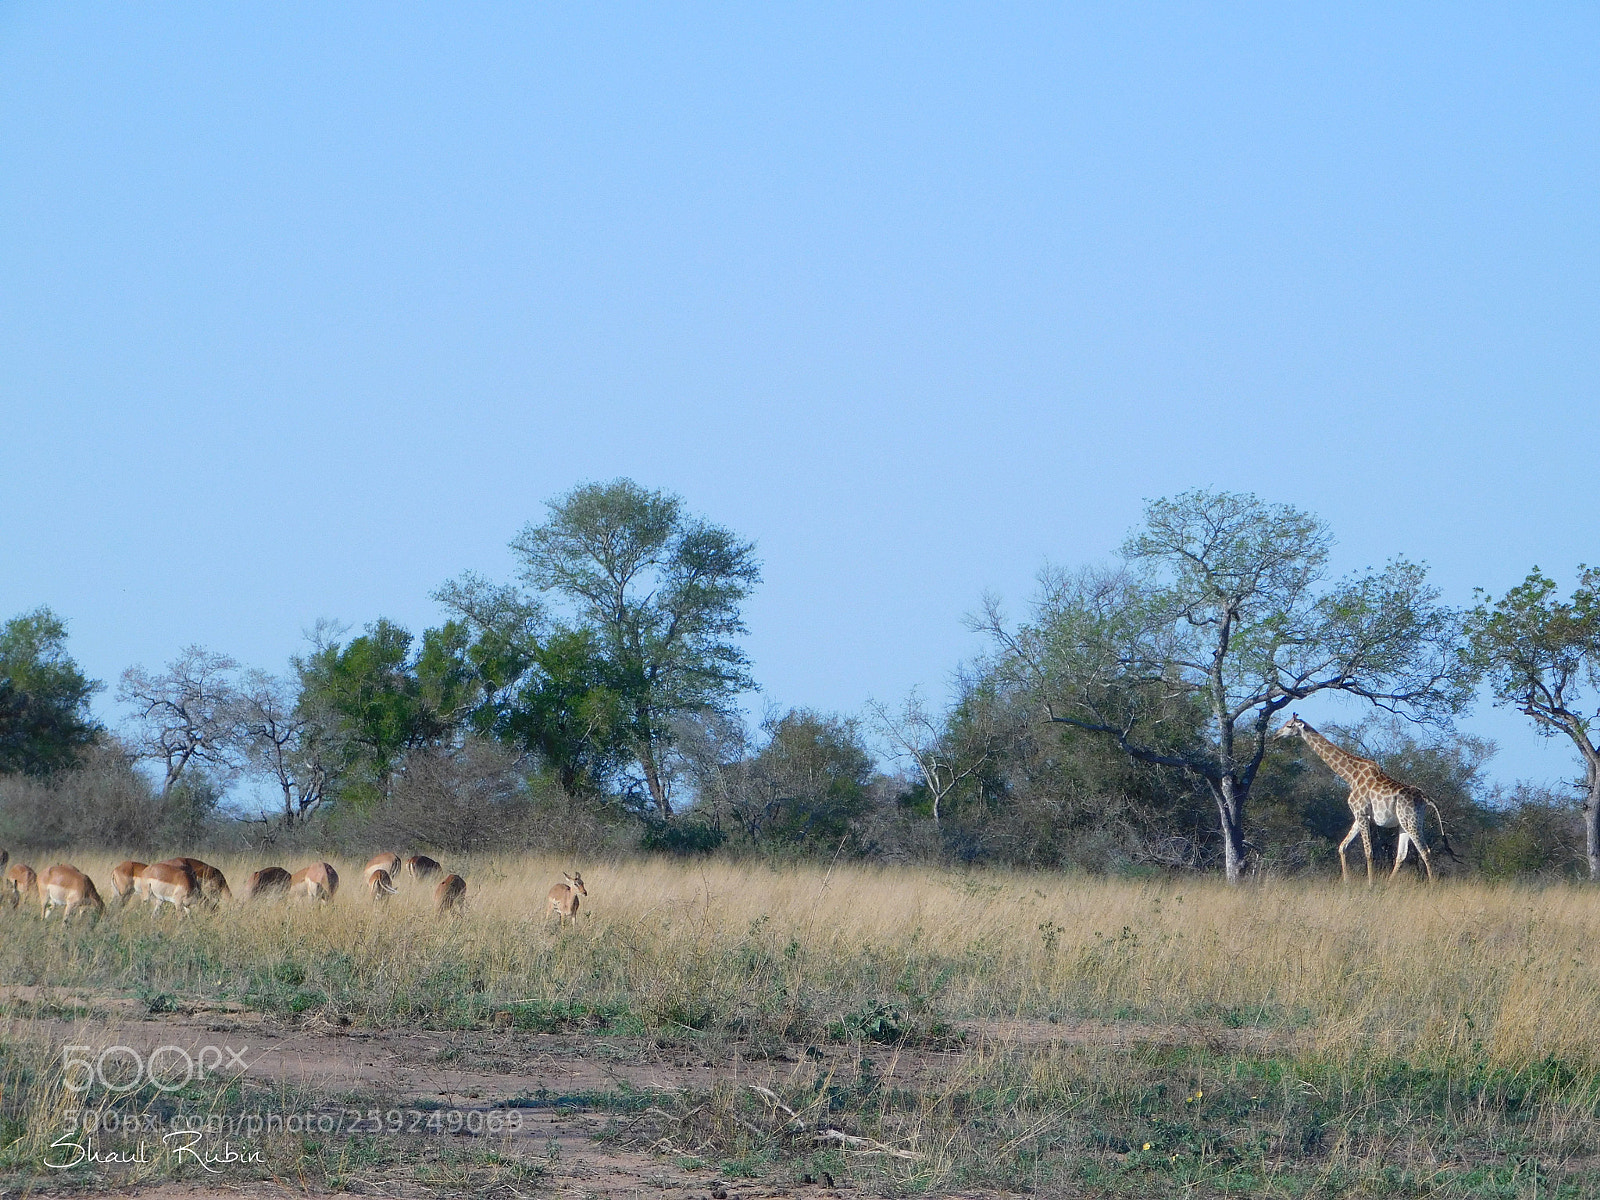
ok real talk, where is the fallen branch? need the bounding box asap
[813,1129,922,1161]
[747,1084,807,1130]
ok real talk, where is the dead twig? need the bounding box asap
[813,1129,922,1160]
[747,1084,806,1130]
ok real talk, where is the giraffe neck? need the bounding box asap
[1295,723,1372,785]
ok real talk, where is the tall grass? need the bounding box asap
[3,852,1598,1072]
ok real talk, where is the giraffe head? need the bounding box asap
[1274,713,1309,740]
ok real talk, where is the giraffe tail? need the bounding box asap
[1424,799,1463,863]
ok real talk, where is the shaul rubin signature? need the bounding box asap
[47,1131,265,1172]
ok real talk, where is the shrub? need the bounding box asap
[641,819,727,856]
[0,740,167,850]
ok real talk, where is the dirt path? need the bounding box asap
[2,997,1292,1198]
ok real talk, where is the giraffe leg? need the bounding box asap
[1338,821,1363,884]
[1391,830,1412,879]
[1401,803,1435,882]
[1359,822,1375,885]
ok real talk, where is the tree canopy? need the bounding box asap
[981,490,1472,882]
[0,606,100,775]
[1466,567,1600,877]
[505,479,761,816]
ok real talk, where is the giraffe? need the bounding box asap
[1274,713,1438,884]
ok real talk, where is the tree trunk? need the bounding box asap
[1586,756,1600,882]
[638,736,673,818]
[1216,775,1247,885]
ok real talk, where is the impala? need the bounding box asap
[40,864,105,922]
[289,862,339,903]
[368,868,398,899]
[243,866,292,899]
[111,860,148,906]
[163,857,233,906]
[4,862,36,910]
[364,852,401,884]
[138,861,202,917]
[547,872,586,925]
[434,873,466,913]
[406,854,442,882]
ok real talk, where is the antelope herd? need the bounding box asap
[1,847,591,926]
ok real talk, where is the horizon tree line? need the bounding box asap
[4,481,1599,882]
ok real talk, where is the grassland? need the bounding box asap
[4,853,1600,1195]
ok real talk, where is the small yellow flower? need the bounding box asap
[1143,1142,1151,1151]
[1196,1090,1203,1098]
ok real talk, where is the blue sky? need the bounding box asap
[2,4,1597,793]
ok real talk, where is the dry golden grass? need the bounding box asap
[9,852,1600,1194]
[3,851,1598,1071]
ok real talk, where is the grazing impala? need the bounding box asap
[244,866,292,899]
[40,864,105,922]
[138,861,201,917]
[163,857,232,906]
[434,873,466,913]
[111,860,148,906]
[406,855,441,882]
[364,852,401,884]
[289,862,339,903]
[547,872,586,925]
[5,862,37,909]
[368,868,398,899]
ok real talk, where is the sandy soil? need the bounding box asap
[2,992,1286,1198]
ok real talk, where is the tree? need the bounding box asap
[495,629,632,796]
[295,618,471,805]
[435,574,632,797]
[233,669,330,828]
[510,480,761,817]
[1465,567,1600,879]
[703,709,873,850]
[980,490,1471,883]
[118,647,240,797]
[0,606,101,775]
[866,685,998,831]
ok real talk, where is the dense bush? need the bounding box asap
[1477,786,1586,879]
[0,740,168,850]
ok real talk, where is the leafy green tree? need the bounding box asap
[296,618,473,805]
[735,709,874,850]
[509,480,761,817]
[980,490,1471,883]
[0,606,101,775]
[493,628,632,796]
[435,575,632,797]
[1465,567,1600,878]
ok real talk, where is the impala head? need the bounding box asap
[566,872,586,896]
[1274,713,1309,740]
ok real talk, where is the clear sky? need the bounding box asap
[3,4,1597,793]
